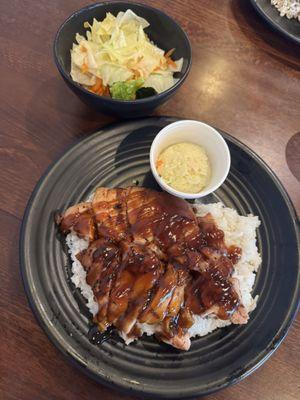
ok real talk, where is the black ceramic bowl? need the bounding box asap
[54,2,192,118]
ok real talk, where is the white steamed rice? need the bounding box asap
[271,0,300,21]
[66,202,261,342]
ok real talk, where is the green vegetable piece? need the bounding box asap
[136,87,158,99]
[110,78,144,100]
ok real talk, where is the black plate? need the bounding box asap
[20,117,299,399]
[250,0,300,44]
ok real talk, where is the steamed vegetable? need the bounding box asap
[70,10,183,99]
[110,78,144,100]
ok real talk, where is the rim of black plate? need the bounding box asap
[19,117,300,399]
[250,0,300,44]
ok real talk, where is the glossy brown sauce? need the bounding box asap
[61,210,95,241]
[60,188,242,342]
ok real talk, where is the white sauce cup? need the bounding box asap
[150,120,231,199]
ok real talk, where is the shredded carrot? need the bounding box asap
[156,159,164,169]
[102,85,110,96]
[97,83,109,96]
[101,83,109,96]
[165,56,177,69]
[156,58,168,71]
[90,77,102,93]
[153,65,161,72]
[89,77,109,96]
[165,48,175,58]
[131,69,141,79]
[80,46,87,53]
[81,62,89,73]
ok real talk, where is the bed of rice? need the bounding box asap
[271,0,300,21]
[66,202,261,342]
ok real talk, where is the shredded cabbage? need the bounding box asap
[70,10,183,98]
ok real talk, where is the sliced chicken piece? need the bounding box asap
[147,242,167,261]
[231,305,248,324]
[106,242,140,324]
[159,192,197,222]
[197,212,219,233]
[127,188,200,251]
[167,284,184,316]
[230,277,249,324]
[200,304,220,318]
[107,268,133,324]
[185,250,209,272]
[159,332,191,351]
[78,238,121,332]
[139,263,178,325]
[92,187,129,241]
[59,187,250,350]
[160,306,194,350]
[187,275,246,323]
[116,270,160,335]
[177,307,195,331]
[160,286,184,337]
[197,213,226,250]
[60,202,96,241]
[185,268,241,321]
[76,238,105,273]
[155,215,200,252]
[200,247,233,278]
[115,243,164,335]
[168,245,209,272]
[95,267,120,330]
[126,187,157,244]
[160,266,189,337]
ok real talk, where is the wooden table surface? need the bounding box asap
[0,0,299,399]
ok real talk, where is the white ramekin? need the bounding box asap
[150,120,231,199]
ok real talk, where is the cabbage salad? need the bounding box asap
[70,10,183,100]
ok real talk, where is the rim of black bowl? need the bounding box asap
[53,1,192,104]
